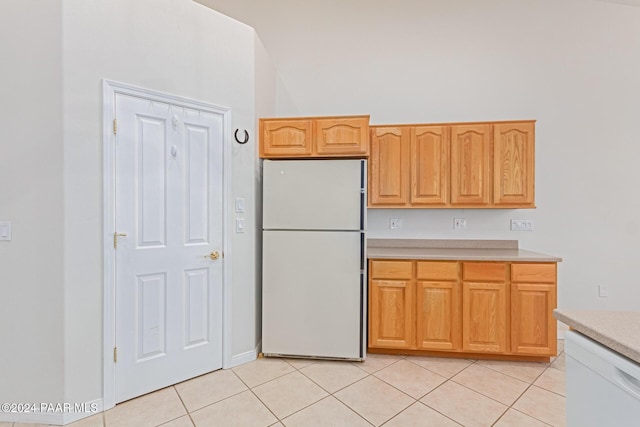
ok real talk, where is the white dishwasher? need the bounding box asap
[565,330,640,427]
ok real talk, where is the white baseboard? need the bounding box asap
[229,340,261,368]
[0,398,103,426]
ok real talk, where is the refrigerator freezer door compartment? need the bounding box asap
[263,159,363,230]
[262,230,362,359]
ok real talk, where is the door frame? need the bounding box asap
[102,79,233,410]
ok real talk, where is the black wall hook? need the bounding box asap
[234,129,249,144]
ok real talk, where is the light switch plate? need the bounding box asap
[236,218,245,233]
[235,198,245,213]
[0,222,11,241]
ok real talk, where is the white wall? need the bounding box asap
[253,35,278,346]
[1,0,270,419]
[0,0,65,407]
[206,0,640,311]
[61,0,265,404]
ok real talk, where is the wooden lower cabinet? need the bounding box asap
[417,281,461,350]
[416,261,461,351]
[510,263,557,355]
[461,262,509,353]
[369,259,557,360]
[369,260,414,349]
[462,282,509,353]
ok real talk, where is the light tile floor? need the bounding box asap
[10,340,566,427]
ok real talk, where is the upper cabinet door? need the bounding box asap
[369,127,410,206]
[411,126,449,205]
[260,119,313,158]
[493,122,535,207]
[450,124,492,206]
[315,117,369,156]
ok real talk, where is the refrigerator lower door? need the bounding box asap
[262,230,363,359]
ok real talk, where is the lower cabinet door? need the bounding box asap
[462,282,508,353]
[416,281,461,351]
[511,283,557,355]
[369,279,415,349]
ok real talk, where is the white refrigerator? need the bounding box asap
[262,159,366,360]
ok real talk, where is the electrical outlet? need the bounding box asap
[453,218,467,231]
[598,285,609,297]
[389,218,402,230]
[0,222,11,241]
[510,219,533,231]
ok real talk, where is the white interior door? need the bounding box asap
[114,93,224,403]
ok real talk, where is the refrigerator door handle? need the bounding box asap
[359,160,366,231]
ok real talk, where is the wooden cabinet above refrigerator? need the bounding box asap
[259,115,370,158]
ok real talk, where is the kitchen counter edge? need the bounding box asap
[367,244,562,262]
[554,309,640,364]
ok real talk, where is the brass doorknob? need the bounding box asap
[207,251,220,261]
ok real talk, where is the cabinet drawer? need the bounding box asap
[370,260,412,279]
[416,261,458,280]
[511,263,556,283]
[463,262,506,281]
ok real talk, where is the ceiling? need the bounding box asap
[194,0,640,31]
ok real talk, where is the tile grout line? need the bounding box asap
[292,355,410,426]
[263,364,375,426]
[173,379,249,421]
[491,352,565,427]
[230,367,282,425]
[170,385,196,427]
[398,356,487,425]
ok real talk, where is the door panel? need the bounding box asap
[185,124,210,244]
[184,268,209,347]
[136,273,167,360]
[114,94,224,403]
[137,116,167,247]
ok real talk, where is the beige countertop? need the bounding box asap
[367,239,562,262]
[554,310,640,364]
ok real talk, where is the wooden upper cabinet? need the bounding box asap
[368,120,536,209]
[315,117,369,156]
[260,115,369,158]
[411,126,449,205]
[260,119,313,158]
[451,124,492,206]
[369,127,410,206]
[494,121,535,207]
